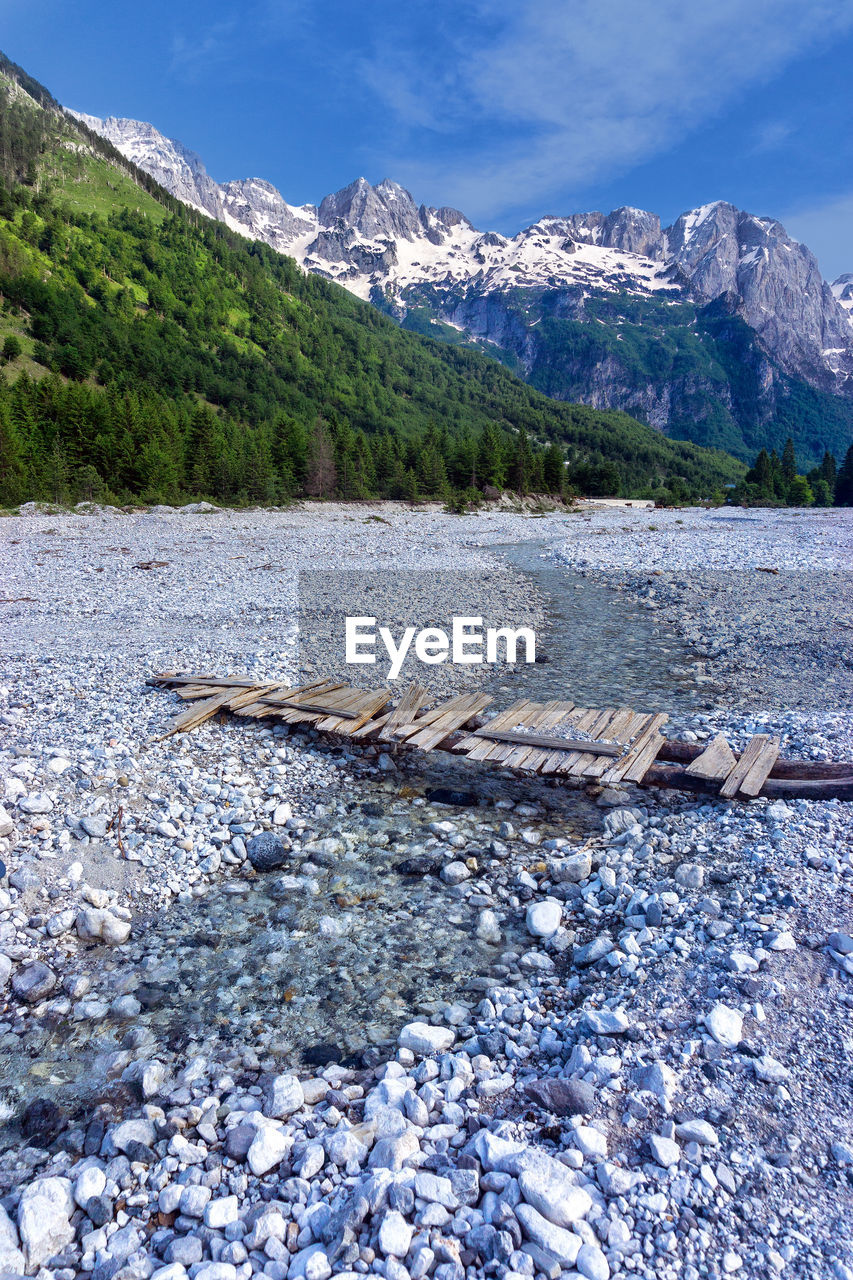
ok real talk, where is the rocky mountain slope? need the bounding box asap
[72,111,853,468]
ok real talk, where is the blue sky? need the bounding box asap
[4,0,853,277]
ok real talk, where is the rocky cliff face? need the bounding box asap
[72,110,853,463]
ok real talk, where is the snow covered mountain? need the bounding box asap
[71,110,853,465]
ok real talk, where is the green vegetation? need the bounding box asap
[732,438,851,506]
[0,57,745,507]
[399,283,853,473]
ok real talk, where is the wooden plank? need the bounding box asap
[539,708,596,774]
[622,727,667,783]
[226,683,287,711]
[599,712,669,784]
[316,689,392,734]
[739,737,781,797]
[284,686,366,725]
[483,701,544,765]
[455,699,532,756]
[407,692,494,752]
[161,689,234,737]
[176,684,233,700]
[472,725,621,756]
[719,734,773,798]
[234,680,344,720]
[486,703,582,770]
[379,684,430,741]
[566,707,621,776]
[396,693,480,740]
[684,734,737,780]
[583,709,649,779]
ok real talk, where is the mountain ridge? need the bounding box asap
[69,110,853,469]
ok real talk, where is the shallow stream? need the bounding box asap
[2,547,703,1141]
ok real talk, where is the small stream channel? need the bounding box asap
[2,545,703,1141]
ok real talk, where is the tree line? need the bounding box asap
[733,438,853,506]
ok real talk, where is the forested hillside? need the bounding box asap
[0,55,745,506]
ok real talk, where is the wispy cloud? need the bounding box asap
[359,0,853,220]
[170,19,240,80]
[749,120,793,154]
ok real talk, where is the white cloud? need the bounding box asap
[782,191,853,281]
[361,0,853,220]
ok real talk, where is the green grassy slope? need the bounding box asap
[0,56,745,505]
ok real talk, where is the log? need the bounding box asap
[470,727,622,756]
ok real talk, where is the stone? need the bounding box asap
[705,1003,743,1048]
[399,1021,455,1055]
[476,909,502,943]
[76,907,132,945]
[648,1135,680,1168]
[378,1209,413,1257]
[526,900,562,938]
[0,1204,24,1275]
[574,1126,607,1159]
[753,1054,790,1083]
[81,815,109,838]
[440,861,470,886]
[0,955,10,988]
[17,1176,75,1272]
[263,1072,304,1118]
[11,960,57,1003]
[632,1061,676,1104]
[674,862,704,889]
[675,1119,719,1146]
[829,931,853,955]
[518,1168,591,1228]
[573,937,613,966]
[583,1009,629,1035]
[576,1242,610,1280]
[515,1203,582,1267]
[205,1195,240,1229]
[0,805,13,838]
[73,1164,107,1208]
[549,851,591,883]
[523,1078,595,1116]
[247,1125,292,1175]
[111,1118,156,1154]
[246,831,290,871]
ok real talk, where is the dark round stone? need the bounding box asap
[246,831,290,871]
[425,788,478,807]
[301,1042,341,1066]
[124,1139,157,1164]
[524,1077,596,1117]
[0,858,6,881]
[395,855,441,876]
[21,1097,67,1145]
[644,901,663,927]
[360,802,384,818]
[86,1195,113,1227]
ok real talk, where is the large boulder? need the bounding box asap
[17,1177,75,1272]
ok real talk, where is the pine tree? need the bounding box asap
[781,438,796,483]
[835,445,853,506]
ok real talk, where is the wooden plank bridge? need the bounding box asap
[148,673,853,802]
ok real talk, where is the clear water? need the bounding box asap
[1,546,700,1140]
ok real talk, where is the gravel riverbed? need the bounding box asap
[0,502,851,1280]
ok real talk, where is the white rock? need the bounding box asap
[74,1164,107,1208]
[705,1003,743,1048]
[583,1009,629,1035]
[76,907,132,945]
[0,805,13,837]
[577,1241,611,1280]
[574,1126,608,1159]
[378,1209,413,1257]
[18,1177,75,1272]
[648,1135,681,1168]
[204,1195,239,1229]
[753,1054,790,1083]
[518,1167,592,1228]
[264,1073,304,1118]
[515,1203,582,1266]
[675,1119,719,1146]
[526,899,562,938]
[0,1205,24,1274]
[272,802,292,825]
[247,1125,292,1175]
[398,1021,455,1056]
